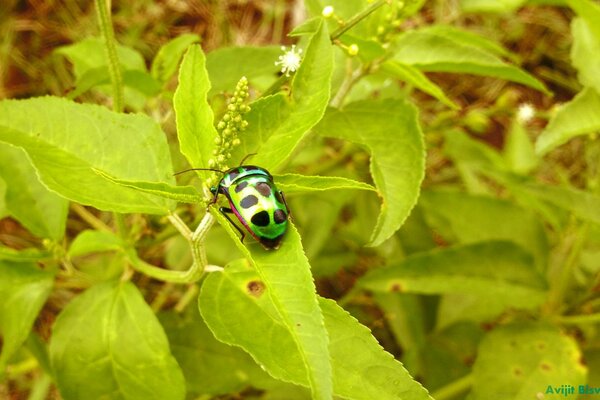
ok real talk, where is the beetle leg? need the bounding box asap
[219,207,246,243]
[279,191,292,220]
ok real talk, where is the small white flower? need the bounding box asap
[322,5,335,18]
[517,103,535,123]
[275,45,303,76]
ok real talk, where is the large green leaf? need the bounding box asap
[0,144,68,239]
[0,97,175,214]
[393,26,549,93]
[357,241,547,309]
[419,190,548,270]
[231,18,333,170]
[50,281,185,400]
[199,260,433,400]
[173,45,219,181]
[313,99,425,247]
[0,261,54,372]
[160,307,269,396]
[206,46,282,95]
[201,215,332,400]
[571,16,600,92]
[535,88,600,155]
[151,34,201,83]
[470,323,586,400]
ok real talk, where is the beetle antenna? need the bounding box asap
[173,167,224,176]
[239,153,258,165]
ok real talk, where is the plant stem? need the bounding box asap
[71,203,112,232]
[94,0,124,112]
[330,0,389,41]
[431,374,473,400]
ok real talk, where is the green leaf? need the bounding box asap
[313,99,425,247]
[470,323,586,400]
[419,190,548,270]
[232,19,333,170]
[160,307,269,395]
[338,34,386,62]
[206,46,282,95]
[380,61,459,109]
[358,241,547,309]
[201,216,332,400]
[0,261,54,370]
[274,173,375,194]
[94,168,203,204]
[173,45,218,181]
[50,281,185,400]
[0,97,176,214]
[68,67,161,100]
[393,27,549,93]
[460,0,526,13]
[68,230,124,258]
[199,259,433,400]
[571,17,600,91]
[0,246,51,262]
[0,144,68,239]
[518,183,600,225]
[535,88,600,155]
[503,120,539,174]
[0,175,5,217]
[151,33,201,83]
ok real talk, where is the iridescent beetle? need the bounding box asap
[210,165,289,250]
[177,161,289,250]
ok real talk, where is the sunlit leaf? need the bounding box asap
[0,261,54,371]
[0,144,68,239]
[313,99,425,247]
[0,97,175,214]
[151,33,201,83]
[274,173,375,194]
[470,323,586,400]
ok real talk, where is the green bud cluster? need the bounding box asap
[206,76,250,188]
[374,0,413,43]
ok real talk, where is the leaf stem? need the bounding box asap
[70,203,112,233]
[94,0,124,112]
[124,212,214,283]
[431,373,473,400]
[330,0,389,41]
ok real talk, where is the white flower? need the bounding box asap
[275,45,303,76]
[322,5,335,18]
[517,103,535,123]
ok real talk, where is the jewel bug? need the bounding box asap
[176,159,289,250]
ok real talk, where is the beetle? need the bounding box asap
[209,165,289,250]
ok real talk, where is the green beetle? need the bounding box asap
[210,165,289,250]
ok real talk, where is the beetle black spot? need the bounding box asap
[256,182,271,197]
[234,181,248,193]
[251,210,270,226]
[273,209,287,224]
[240,195,258,209]
[228,170,239,180]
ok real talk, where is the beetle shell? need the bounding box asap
[216,165,289,250]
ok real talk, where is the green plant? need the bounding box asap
[0,0,599,399]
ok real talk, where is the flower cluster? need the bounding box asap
[206,76,250,187]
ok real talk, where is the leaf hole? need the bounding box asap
[247,280,265,297]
